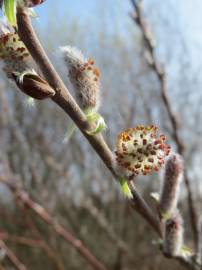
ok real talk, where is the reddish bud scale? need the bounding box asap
[115,125,170,179]
[12,73,55,100]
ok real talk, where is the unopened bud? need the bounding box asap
[12,71,55,100]
[163,211,184,257]
[159,154,183,219]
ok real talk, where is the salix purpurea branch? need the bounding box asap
[129,0,199,252]
[0,178,110,270]
[14,6,163,236]
[0,240,27,270]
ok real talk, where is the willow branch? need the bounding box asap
[0,240,27,270]
[16,8,161,237]
[129,0,198,249]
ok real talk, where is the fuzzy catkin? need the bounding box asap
[114,125,170,180]
[159,154,183,218]
[60,46,100,112]
[0,20,52,100]
[163,211,184,257]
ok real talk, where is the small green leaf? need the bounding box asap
[181,245,193,256]
[3,0,17,26]
[119,177,133,199]
[86,112,107,135]
[63,121,77,144]
[86,111,99,122]
[160,211,172,221]
[63,111,106,143]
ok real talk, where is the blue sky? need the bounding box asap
[35,0,201,111]
[31,0,202,107]
[35,0,202,54]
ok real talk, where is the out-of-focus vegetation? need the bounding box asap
[0,1,201,269]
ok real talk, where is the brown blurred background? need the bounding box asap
[0,0,202,269]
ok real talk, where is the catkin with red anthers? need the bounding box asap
[159,154,183,219]
[0,20,32,78]
[114,125,171,180]
[163,211,184,257]
[0,20,55,100]
[60,46,100,112]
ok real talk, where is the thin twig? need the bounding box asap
[16,8,162,237]
[83,199,128,252]
[129,0,198,250]
[0,232,65,270]
[0,265,6,270]
[0,240,27,270]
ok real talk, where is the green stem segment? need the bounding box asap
[119,177,133,199]
[3,0,17,26]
